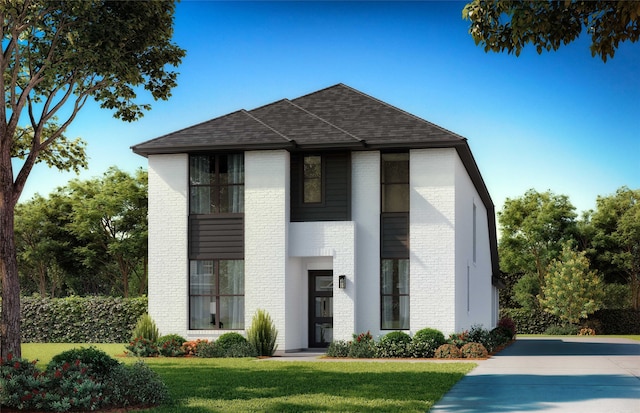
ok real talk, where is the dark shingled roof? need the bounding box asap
[131,83,502,285]
[132,83,465,154]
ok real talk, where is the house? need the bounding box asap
[132,84,501,351]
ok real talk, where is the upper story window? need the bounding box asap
[190,154,244,214]
[381,153,409,212]
[303,155,322,204]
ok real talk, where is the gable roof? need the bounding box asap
[132,84,502,285]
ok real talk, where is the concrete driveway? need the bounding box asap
[430,337,640,413]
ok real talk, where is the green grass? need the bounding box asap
[21,343,475,412]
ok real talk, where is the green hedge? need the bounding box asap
[19,296,147,343]
[502,307,640,335]
[589,309,640,334]
[500,308,561,334]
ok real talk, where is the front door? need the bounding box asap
[308,270,333,348]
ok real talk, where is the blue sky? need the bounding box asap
[20,1,640,217]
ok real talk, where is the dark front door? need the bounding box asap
[308,270,333,348]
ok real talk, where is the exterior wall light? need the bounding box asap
[338,275,346,289]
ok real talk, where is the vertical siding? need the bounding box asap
[290,152,351,221]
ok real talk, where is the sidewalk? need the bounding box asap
[430,337,640,413]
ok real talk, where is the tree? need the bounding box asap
[463,0,640,62]
[1,1,185,358]
[66,167,148,298]
[498,189,577,288]
[587,187,640,309]
[539,243,604,325]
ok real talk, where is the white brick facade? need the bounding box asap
[147,154,189,337]
[146,148,498,350]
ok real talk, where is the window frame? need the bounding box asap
[189,153,244,215]
[381,152,409,213]
[380,258,410,330]
[301,154,325,206]
[189,259,245,330]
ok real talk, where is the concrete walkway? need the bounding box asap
[430,337,640,413]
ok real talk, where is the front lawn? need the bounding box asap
[21,343,475,412]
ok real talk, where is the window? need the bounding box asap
[303,155,322,203]
[381,153,409,212]
[381,258,409,330]
[189,260,244,330]
[190,154,244,214]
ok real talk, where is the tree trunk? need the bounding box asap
[0,190,21,358]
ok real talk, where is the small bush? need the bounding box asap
[45,359,105,412]
[247,309,278,356]
[182,339,207,356]
[105,361,168,407]
[158,334,187,357]
[497,316,517,338]
[375,331,412,358]
[0,354,46,411]
[224,341,258,358]
[195,340,221,358]
[326,340,350,357]
[216,332,248,352]
[126,337,159,357]
[489,326,513,349]
[578,327,596,336]
[460,342,489,359]
[348,331,375,358]
[467,325,491,346]
[434,344,462,359]
[50,346,120,381]
[411,328,446,358]
[447,330,470,348]
[544,324,580,335]
[131,313,160,342]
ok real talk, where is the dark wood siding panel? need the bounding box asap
[290,152,351,222]
[189,215,244,260]
[381,213,409,258]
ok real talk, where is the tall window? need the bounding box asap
[381,153,409,212]
[303,155,322,203]
[190,154,244,214]
[381,259,410,330]
[189,260,244,330]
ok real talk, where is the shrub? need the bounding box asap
[589,309,640,334]
[105,361,168,408]
[497,316,517,338]
[348,331,375,358]
[460,342,489,359]
[182,339,207,356]
[157,334,186,357]
[578,327,596,336]
[216,332,248,352]
[501,307,560,334]
[195,340,221,358]
[126,337,159,357]
[50,346,120,380]
[489,327,513,348]
[45,359,104,412]
[411,328,446,358]
[131,313,160,342]
[467,325,490,346]
[447,330,470,348]
[224,341,258,358]
[434,344,462,359]
[0,354,46,411]
[247,309,278,356]
[544,324,579,335]
[375,331,412,358]
[326,340,350,357]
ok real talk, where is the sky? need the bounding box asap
[19,0,640,218]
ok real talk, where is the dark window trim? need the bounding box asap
[300,153,326,207]
[188,259,244,331]
[189,153,244,215]
[380,258,410,331]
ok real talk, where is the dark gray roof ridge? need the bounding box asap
[282,99,366,145]
[314,83,468,142]
[240,108,296,145]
